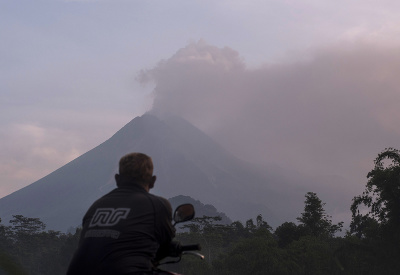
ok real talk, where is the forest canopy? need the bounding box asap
[1,148,399,274]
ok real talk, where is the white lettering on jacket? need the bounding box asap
[89,208,131,227]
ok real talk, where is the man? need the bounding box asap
[67,153,175,275]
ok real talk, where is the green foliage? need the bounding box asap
[350,148,400,244]
[213,230,285,275]
[344,148,400,274]
[3,148,400,275]
[9,215,45,235]
[334,235,400,275]
[297,192,343,237]
[286,236,340,275]
[0,210,398,275]
[0,252,27,275]
[274,222,304,248]
[0,216,80,275]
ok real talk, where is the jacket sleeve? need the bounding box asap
[154,197,176,261]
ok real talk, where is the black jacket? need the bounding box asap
[67,181,175,275]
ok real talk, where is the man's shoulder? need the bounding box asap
[147,193,172,211]
[90,188,119,203]
[147,192,170,204]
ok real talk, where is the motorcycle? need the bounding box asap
[154,204,204,275]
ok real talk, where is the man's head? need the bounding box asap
[115,152,156,191]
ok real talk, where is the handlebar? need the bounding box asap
[180,244,201,252]
[158,242,204,267]
[169,241,201,258]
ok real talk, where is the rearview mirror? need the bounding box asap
[173,204,195,224]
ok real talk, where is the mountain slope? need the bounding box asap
[0,114,304,231]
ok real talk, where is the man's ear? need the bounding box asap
[115,174,120,184]
[149,175,156,189]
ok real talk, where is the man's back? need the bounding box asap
[67,183,175,275]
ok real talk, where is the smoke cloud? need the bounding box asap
[139,40,400,196]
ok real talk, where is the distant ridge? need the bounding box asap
[169,195,232,225]
[0,114,304,231]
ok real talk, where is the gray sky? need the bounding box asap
[2,0,400,214]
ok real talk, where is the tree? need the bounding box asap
[255,214,272,232]
[0,252,27,275]
[350,148,400,243]
[178,215,228,265]
[9,215,46,235]
[286,235,338,275]
[244,215,272,235]
[274,222,304,248]
[180,215,223,233]
[212,229,290,275]
[297,192,343,237]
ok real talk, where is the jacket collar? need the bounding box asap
[116,177,148,192]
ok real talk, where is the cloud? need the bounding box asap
[139,40,400,194]
[138,41,246,129]
[0,123,82,197]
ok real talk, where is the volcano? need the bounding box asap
[0,114,306,231]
